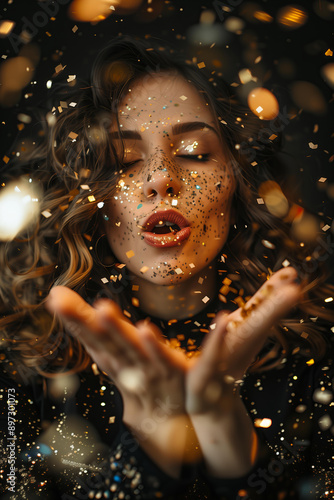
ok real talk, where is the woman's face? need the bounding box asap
[103,71,235,285]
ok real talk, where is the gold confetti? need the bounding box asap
[88,195,95,202]
[3,156,9,164]
[41,210,52,218]
[0,20,15,37]
[140,266,149,273]
[126,250,135,259]
[325,49,333,57]
[202,296,210,304]
[68,131,78,140]
[197,62,206,69]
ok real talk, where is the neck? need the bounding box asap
[131,262,218,320]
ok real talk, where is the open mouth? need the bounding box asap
[143,210,191,248]
[150,221,181,234]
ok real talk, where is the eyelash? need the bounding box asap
[122,153,211,168]
[177,154,210,162]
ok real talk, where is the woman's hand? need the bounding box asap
[46,289,191,477]
[185,266,301,478]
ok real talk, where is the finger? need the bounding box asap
[136,321,187,374]
[46,287,148,365]
[93,299,150,362]
[223,280,301,378]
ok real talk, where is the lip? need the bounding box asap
[143,209,191,248]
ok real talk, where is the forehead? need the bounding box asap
[118,71,215,124]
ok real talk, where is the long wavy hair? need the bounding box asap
[1,35,333,378]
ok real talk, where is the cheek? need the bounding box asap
[182,165,234,208]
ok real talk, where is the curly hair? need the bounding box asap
[1,35,333,378]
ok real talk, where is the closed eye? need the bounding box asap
[122,159,142,168]
[176,154,211,162]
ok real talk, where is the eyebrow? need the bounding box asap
[110,121,219,140]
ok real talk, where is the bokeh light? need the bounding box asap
[0,179,41,241]
[277,5,308,29]
[259,181,289,218]
[290,81,327,115]
[321,63,334,89]
[247,87,279,120]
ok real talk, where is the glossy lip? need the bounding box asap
[143,209,191,248]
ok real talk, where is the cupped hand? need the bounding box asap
[185,266,301,416]
[46,289,187,421]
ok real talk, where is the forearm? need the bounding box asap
[190,393,258,478]
[123,401,197,478]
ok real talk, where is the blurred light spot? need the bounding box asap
[254,418,272,428]
[68,0,115,22]
[277,5,308,29]
[224,16,245,33]
[313,0,334,20]
[253,10,273,22]
[247,87,279,120]
[104,60,133,85]
[0,179,41,240]
[321,63,334,89]
[291,212,319,242]
[259,181,289,218]
[313,388,333,405]
[200,10,216,24]
[290,81,327,115]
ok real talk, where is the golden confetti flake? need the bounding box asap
[3,156,9,164]
[0,20,15,37]
[87,195,95,202]
[197,62,206,69]
[126,250,135,259]
[325,48,333,57]
[140,266,149,273]
[68,131,78,140]
[41,210,52,218]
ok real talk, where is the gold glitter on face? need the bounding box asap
[103,72,235,285]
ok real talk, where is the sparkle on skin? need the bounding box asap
[103,72,235,286]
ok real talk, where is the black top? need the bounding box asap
[1,298,334,499]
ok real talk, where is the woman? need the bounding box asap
[0,36,333,499]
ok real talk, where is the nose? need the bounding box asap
[142,150,181,199]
